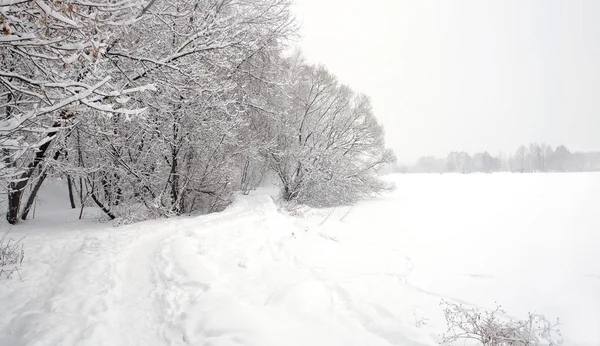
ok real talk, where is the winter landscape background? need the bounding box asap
[1,0,599,345]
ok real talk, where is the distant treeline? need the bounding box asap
[394,144,600,173]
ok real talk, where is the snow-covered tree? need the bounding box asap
[3,0,396,223]
[515,145,527,173]
[552,145,572,172]
[264,57,394,206]
[57,0,296,219]
[0,0,155,223]
[540,143,553,172]
[446,152,460,172]
[456,151,473,174]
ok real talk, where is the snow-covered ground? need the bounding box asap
[0,173,599,345]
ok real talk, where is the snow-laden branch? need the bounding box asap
[0,0,28,6]
[0,77,111,136]
[34,0,79,27]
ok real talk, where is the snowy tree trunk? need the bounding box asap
[21,150,62,220]
[90,191,116,220]
[67,176,77,209]
[168,149,180,214]
[6,123,62,224]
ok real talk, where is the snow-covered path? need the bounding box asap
[0,222,167,345]
[1,173,599,345]
[0,195,433,346]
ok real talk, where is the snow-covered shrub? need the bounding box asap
[0,232,24,279]
[440,300,562,346]
[298,164,395,207]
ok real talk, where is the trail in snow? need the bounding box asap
[0,226,166,345]
[0,194,434,346]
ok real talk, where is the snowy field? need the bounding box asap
[0,173,599,345]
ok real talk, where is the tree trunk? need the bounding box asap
[169,148,180,214]
[6,122,63,224]
[6,182,21,225]
[101,174,112,205]
[241,159,250,194]
[76,127,86,219]
[21,150,63,220]
[79,177,84,208]
[76,127,85,206]
[67,175,76,208]
[113,173,122,206]
[90,192,116,220]
[168,110,181,214]
[20,173,46,221]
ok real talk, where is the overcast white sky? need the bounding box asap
[292,0,600,162]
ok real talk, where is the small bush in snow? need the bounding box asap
[0,231,24,279]
[440,300,562,346]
